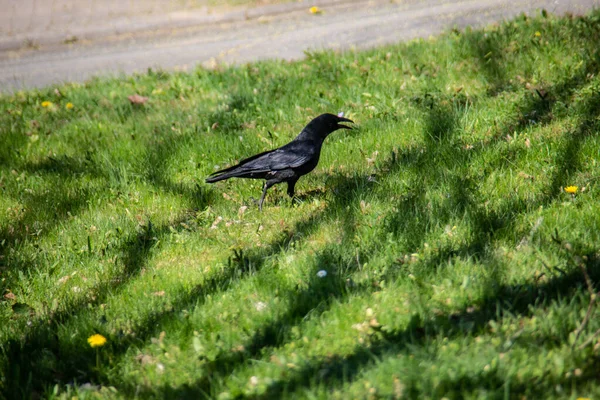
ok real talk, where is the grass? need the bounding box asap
[1,8,600,399]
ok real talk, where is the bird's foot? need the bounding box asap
[249,197,266,211]
[291,196,302,207]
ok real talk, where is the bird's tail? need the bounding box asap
[206,148,275,183]
[205,164,242,183]
[205,172,232,183]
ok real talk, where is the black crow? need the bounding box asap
[206,113,354,210]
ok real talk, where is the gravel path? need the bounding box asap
[0,0,597,92]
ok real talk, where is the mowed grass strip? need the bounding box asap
[1,9,600,399]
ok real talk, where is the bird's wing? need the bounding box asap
[206,149,275,178]
[260,142,314,170]
[224,141,314,173]
[206,141,314,181]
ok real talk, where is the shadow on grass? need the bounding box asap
[143,66,600,397]
[4,77,598,398]
[248,256,600,399]
[112,171,383,398]
[0,127,217,399]
[17,60,592,398]
[110,88,467,398]
[0,97,314,397]
[0,81,256,279]
[240,54,600,398]
[0,83,265,398]
[0,188,213,400]
[0,120,214,293]
[204,92,254,136]
[0,171,98,293]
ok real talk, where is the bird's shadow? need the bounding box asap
[293,187,328,202]
[242,184,329,209]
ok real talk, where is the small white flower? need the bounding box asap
[337,111,345,118]
[317,270,327,278]
[255,301,267,311]
[249,376,259,386]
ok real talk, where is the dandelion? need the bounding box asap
[317,270,327,278]
[534,31,541,37]
[88,333,107,370]
[309,6,322,14]
[88,333,107,348]
[65,102,74,110]
[41,101,53,108]
[564,186,578,194]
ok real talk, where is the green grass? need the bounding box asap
[1,9,600,399]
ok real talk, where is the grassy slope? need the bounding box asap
[1,9,600,400]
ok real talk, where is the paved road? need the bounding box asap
[0,0,597,92]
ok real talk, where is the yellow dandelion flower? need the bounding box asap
[41,101,53,108]
[534,31,541,37]
[309,6,321,14]
[88,334,107,348]
[564,186,578,194]
[65,102,74,110]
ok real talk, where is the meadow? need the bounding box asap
[1,8,600,399]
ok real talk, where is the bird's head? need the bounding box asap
[307,113,354,139]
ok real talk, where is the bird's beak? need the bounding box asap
[336,117,354,130]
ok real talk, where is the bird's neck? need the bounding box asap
[294,129,325,144]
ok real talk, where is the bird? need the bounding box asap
[206,113,354,210]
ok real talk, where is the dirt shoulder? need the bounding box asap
[0,0,597,92]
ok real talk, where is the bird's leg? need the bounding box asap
[287,179,298,198]
[259,183,268,211]
[287,178,299,206]
[259,180,276,211]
